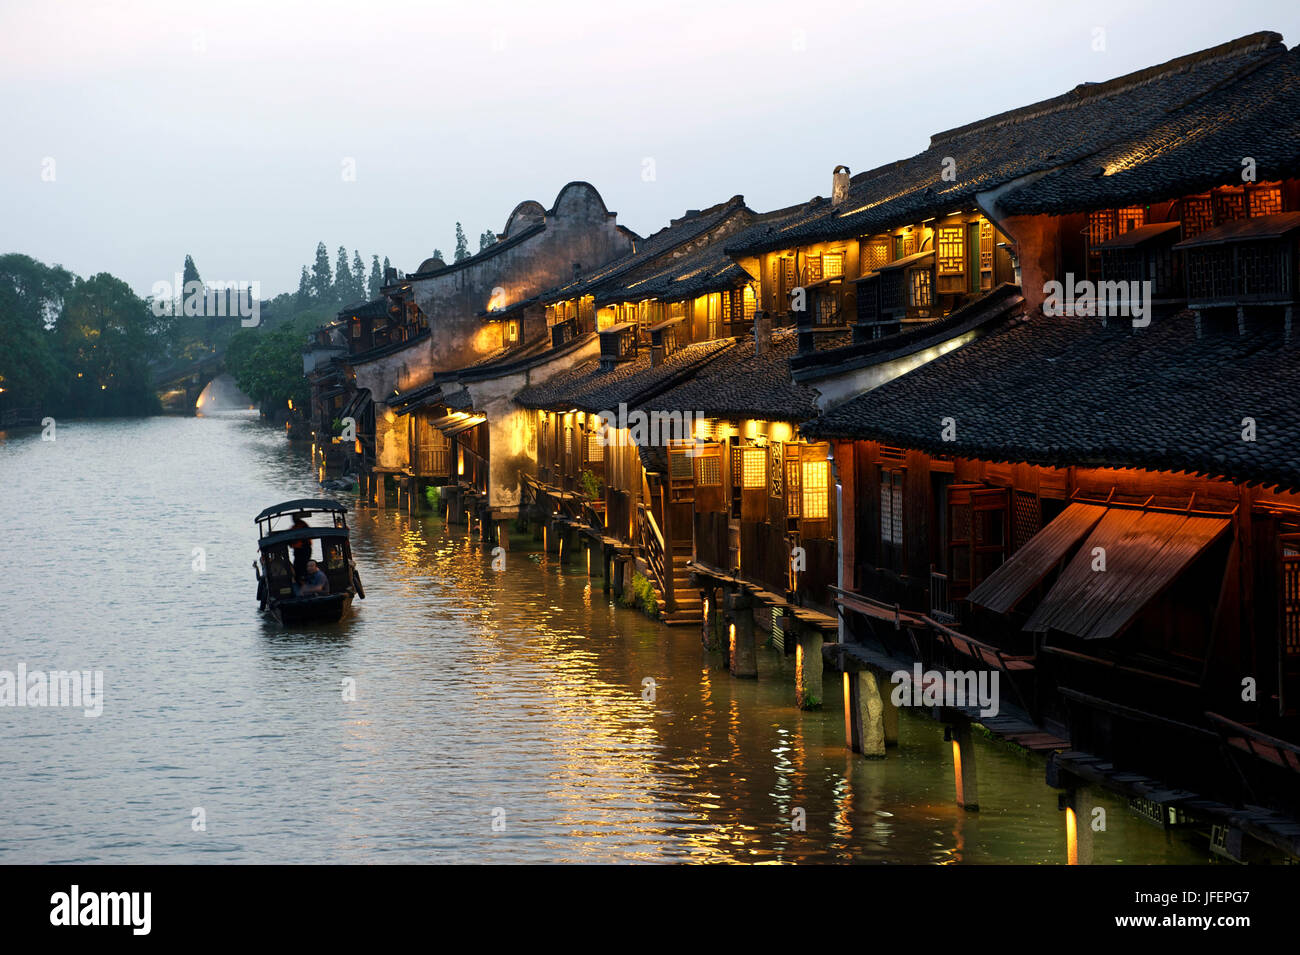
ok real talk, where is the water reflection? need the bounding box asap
[0,417,1210,864]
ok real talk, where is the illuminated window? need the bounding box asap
[768,443,784,498]
[1214,188,1246,223]
[806,253,823,283]
[801,459,829,520]
[785,453,801,518]
[743,285,756,322]
[936,226,965,276]
[1117,207,1146,233]
[1180,196,1213,239]
[862,237,891,272]
[506,320,518,342]
[823,252,844,278]
[696,452,722,487]
[669,448,693,480]
[909,268,932,307]
[1249,185,1283,218]
[351,321,361,339]
[880,470,903,545]
[742,447,765,489]
[586,432,604,462]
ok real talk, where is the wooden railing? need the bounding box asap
[418,447,450,477]
[637,503,673,611]
[929,569,956,623]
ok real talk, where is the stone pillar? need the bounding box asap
[794,626,824,710]
[726,589,757,679]
[495,520,511,552]
[843,669,886,757]
[950,719,980,811]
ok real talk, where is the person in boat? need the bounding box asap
[289,515,311,582]
[296,559,329,597]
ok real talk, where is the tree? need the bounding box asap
[59,273,160,415]
[478,230,496,252]
[334,246,353,304]
[382,256,392,283]
[454,223,470,262]
[0,253,72,410]
[311,242,332,301]
[431,249,444,262]
[297,266,312,308]
[182,254,201,288]
[351,250,365,302]
[368,256,383,300]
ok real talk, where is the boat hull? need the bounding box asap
[268,592,354,626]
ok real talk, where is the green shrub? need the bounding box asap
[578,468,604,501]
[424,485,441,509]
[621,571,660,619]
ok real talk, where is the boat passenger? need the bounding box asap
[289,516,311,581]
[296,559,329,597]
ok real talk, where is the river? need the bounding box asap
[0,415,1210,863]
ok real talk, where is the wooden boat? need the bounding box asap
[253,499,365,625]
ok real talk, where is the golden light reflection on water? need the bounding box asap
[0,416,1219,863]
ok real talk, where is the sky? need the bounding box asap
[1,0,1297,300]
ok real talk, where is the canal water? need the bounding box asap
[0,416,1211,863]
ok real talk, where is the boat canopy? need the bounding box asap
[258,526,351,549]
[255,499,348,522]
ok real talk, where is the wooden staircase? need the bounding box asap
[658,542,702,626]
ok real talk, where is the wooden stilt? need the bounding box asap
[1066,788,1097,865]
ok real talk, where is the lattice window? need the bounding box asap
[1012,490,1040,552]
[802,459,829,520]
[769,443,784,498]
[669,448,694,481]
[1214,188,1246,223]
[910,268,932,308]
[785,451,801,518]
[1249,185,1283,218]
[586,432,604,463]
[862,237,891,272]
[783,257,797,292]
[1181,197,1213,239]
[936,226,965,275]
[743,285,756,322]
[979,221,994,288]
[806,253,823,284]
[1284,539,1300,656]
[696,451,722,487]
[1118,206,1146,233]
[1087,210,1118,250]
[879,470,902,544]
[742,447,766,489]
[351,321,361,339]
[902,232,917,257]
[823,252,844,279]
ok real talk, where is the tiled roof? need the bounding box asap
[541,197,750,304]
[729,32,1285,255]
[641,327,842,423]
[514,338,735,412]
[623,201,823,302]
[803,310,1300,492]
[999,43,1300,216]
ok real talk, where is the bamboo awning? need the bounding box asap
[1023,507,1231,640]
[967,502,1109,614]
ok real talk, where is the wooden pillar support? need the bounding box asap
[794,625,824,710]
[602,546,613,593]
[725,589,757,679]
[949,718,980,812]
[558,525,575,565]
[375,473,387,509]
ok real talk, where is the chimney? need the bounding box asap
[832,165,851,206]
[383,266,398,286]
[753,309,772,357]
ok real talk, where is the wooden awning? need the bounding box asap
[1023,507,1231,639]
[967,502,1109,614]
[440,415,486,437]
